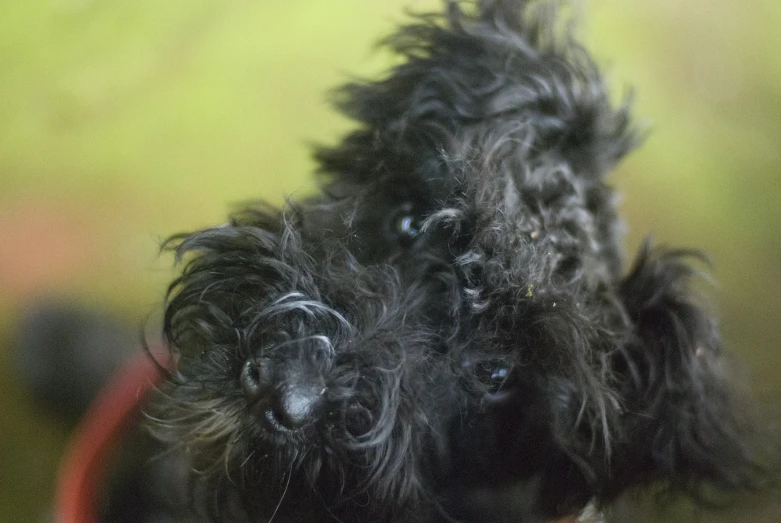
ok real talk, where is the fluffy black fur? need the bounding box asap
[155,212,456,521]
[147,1,776,522]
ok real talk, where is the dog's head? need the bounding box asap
[152,1,776,522]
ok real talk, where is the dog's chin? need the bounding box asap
[247,419,323,451]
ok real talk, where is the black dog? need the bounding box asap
[27,1,774,522]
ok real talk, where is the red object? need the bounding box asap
[54,350,168,523]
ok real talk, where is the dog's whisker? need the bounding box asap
[266,463,293,523]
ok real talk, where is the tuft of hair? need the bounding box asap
[603,241,780,504]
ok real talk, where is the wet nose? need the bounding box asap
[241,359,325,431]
[268,386,325,430]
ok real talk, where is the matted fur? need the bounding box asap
[149,1,777,522]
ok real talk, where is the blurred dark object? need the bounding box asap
[13,301,194,522]
[53,349,198,523]
[14,300,139,421]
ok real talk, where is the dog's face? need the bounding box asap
[157,215,455,521]
[153,2,775,522]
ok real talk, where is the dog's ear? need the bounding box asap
[603,241,777,503]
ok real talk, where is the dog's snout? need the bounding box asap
[241,358,326,431]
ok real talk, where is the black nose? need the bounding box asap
[268,386,325,430]
[241,359,325,431]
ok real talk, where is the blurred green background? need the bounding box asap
[1,0,779,521]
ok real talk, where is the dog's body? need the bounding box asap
[29,1,776,522]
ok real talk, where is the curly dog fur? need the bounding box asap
[120,1,777,522]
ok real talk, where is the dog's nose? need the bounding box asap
[268,385,325,430]
[241,359,325,431]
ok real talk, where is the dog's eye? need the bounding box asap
[390,202,424,246]
[475,360,512,394]
[396,214,422,242]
